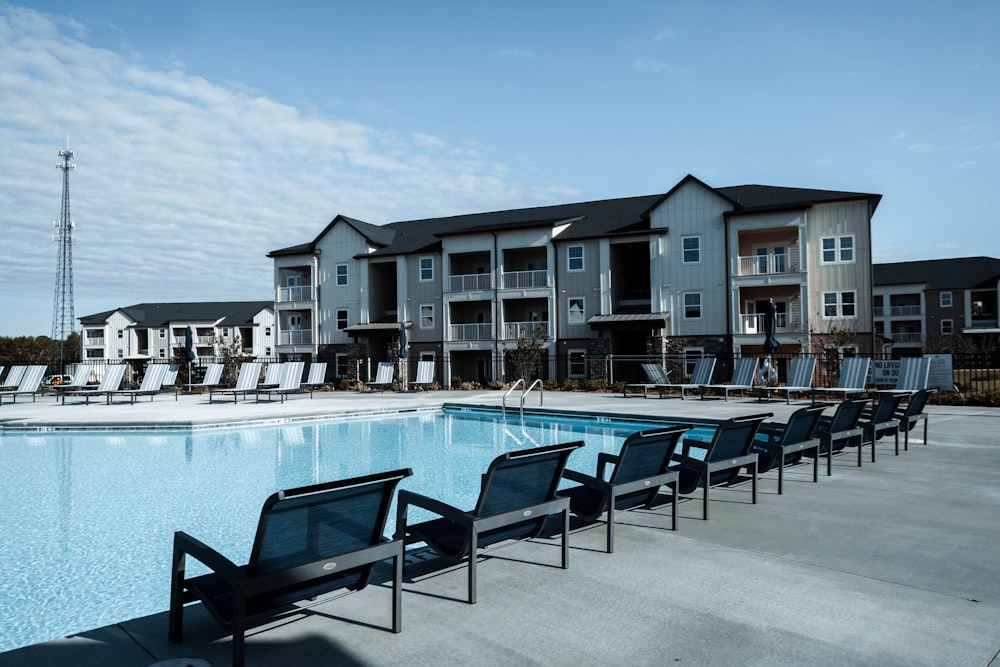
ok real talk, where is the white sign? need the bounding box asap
[925,354,954,392]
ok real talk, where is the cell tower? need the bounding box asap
[51,147,76,369]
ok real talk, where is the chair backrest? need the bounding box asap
[903,389,932,418]
[0,366,5,383]
[137,364,169,391]
[233,362,262,390]
[641,363,669,385]
[610,426,693,483]
[98,365,127,392]
[3,366,26,387]
[263,363,284,386]
[375,362,394,384]
[67,364,93,386]
[774,405,826,445]
[414,360,435,384]
[787,357,816,388]
[729,357,758,386]
[870,393,904,424]
[476,441,584,517]
[200,363,224,386]
[305,362,327,385]
[837,357,870,389]
[689,357,716,384]
[896,358,931,391]
[162,364,180,386]
[17,365,47,392]
[822,398,869,433]
[703,414,769,462]
[248,468,412,577]
[278,361,304,390]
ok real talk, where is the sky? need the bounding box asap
[1,1,998,337]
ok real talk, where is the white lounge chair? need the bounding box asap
[623,363,670,398]
[260,363,285,389]
[759,357,817,404]
[0,365,48,405]
[61,364,127,405]
[656,358,716,399]
[888,357,931,393]
[184,363,225,392]
[818,357,871,403]
[700,357,758,401]
[0,365,26,391]
[367,362,395,392]
[50,364,95,400]
[209,362,262,404]
[302,362,328,397]
[408,360,435,390]
[106,364,170,404]
[255,361,305,403]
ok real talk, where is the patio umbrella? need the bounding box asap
[185,325,197,387]
[398,321,409,392]
[760,299,780,384]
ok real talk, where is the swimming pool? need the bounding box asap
[0,406,714,652]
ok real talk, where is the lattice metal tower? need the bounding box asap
[51,148,76,367]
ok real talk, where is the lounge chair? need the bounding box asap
[669,413,771,520]
[623,363,670,398]
[209,362,262,404]
[758,357,816,404]
[700,357,758,401]
[656,357,717,399]
[817,357,870,403]
[408,360,435,390]
[169,469,413,667]
[106,363,169,404]
[0,365,47,405]
[184,363,225,393]
[50,364,95,400]
[855,392,903,464]
[61,364,127,405]
[302,362,328,397]
[367,361,395,392]
[254,361,304,403]
[885,357,931,393]
[750,405,826,494]
[0,365,26,391]
[260,362,284,389]
[896,388,932,449]
[808,398,869,475]
[395,440,584,604]
[559,425,692,552]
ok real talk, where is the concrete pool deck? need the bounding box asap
[0,388,998,666]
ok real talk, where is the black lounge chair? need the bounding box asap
[169,468,413,667]
[669,413,771,520]
[897,388,932,449]
[856,392,904,464]
[558,425,692,553]
[750,405,825,495]
[395,440,583,604]
[808,398,869,475]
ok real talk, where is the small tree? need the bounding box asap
[213,335,247,385]
[505,324,549,382]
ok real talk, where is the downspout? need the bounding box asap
[724,212,733,355]
[492,231,501,381]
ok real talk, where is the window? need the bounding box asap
[821,235,855,264]
[420,304,434,329]
[335,353,349,378]
[158,349,166,358]
[288,315,302,328]
[117,329,124,339]
[264,327,271,337]
[567,245,584,271]
[568,297,585,324]
[682,236,700,263]
[86,349,104,358]
[419,257,434,282]
[823,291,857,318]
[683,292,702,319]
[567,349,586,378]
[940,292,953,308]
[117,349,124,358]
[159,328,166,339]
[941,319,953,335]
[336,309,348,330]
[335,263,348,286]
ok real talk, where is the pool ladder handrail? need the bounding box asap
[502,379,525,415]
[520,378,544,415]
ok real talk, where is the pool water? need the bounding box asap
[0,409,712,652]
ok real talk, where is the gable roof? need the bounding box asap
[80,301,273,327]
[874,257,1000,290]
[268,215,395,258]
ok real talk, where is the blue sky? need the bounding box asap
[1,1,998,337]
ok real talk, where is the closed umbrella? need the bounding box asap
[398,322,409,392]
[760,300,780,384]
[185,325,197,388]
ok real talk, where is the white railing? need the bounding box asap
[279,330,313,345]
[197,335,214,344]
[276,285,314,302]
[448,273,492,292]
[85,337,105,346]
[449,323,493,340]
[504,321,548,340]
[737,253,791,276]
[501,270,549,289]
[740,312,791,334]
[891,332,923,343]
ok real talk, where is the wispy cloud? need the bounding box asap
[634,57,669,74]
[498,48,535,59]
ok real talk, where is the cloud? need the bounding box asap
[634,57,668,74]
[0,6,575,336]
[908,142,932,153]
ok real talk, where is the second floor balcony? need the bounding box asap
[449,322,493,341]
[448,273,492,292]
[501,270,550,290]
[276,285,315,303]
[736,252,797,277]
[278,330,313,346]
[503,321,548,340]
[874,305,922,317]
[739,308,801,335]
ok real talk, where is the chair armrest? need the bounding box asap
[173,531,241,580]
[671,453,707,469]
[596,452,619,480]
[396,489,473,529]
[562,468,610,492]
[757,423,786,441]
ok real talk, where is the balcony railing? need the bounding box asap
[503,321,548,340]
[276,285,315,302]
[449,322,493,340]
[448,273,492,292]
[85,337,105,346]
[739,311,798,334]
[890,332,923,343]
[737,253,793,276]
[874,305,922,317]
[501,270,549,289]
[279,330,312,345]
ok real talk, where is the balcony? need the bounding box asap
[739,310,801,334]
[279,330,313,345]
[449,323,493,341]
[503,321,548,340]
[501,270,549,289]
[448,273,492,292]
[85,337,105,346]
[276,285,315,302]
[736,253,795,277]
[875,305,922,317]
[890,332,923,343]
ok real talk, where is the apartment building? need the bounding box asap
[269,174,881,384]
[873,257,1000,354]
[78,301,275,363]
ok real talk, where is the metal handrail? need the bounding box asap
[520,378,544,415]
[502,378,525,415]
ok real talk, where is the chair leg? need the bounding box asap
[168,548,185,643]
[812,447,819,483]
[561,508,571,568]
[702,482,709,520]
[392,551,402,633]
[468,527,478,605]
[605,504,615,554]
[670,481,678,531]
[777,459,784,495]
[751,463,757,505]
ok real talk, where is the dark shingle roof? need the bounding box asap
[80,301,273,327]
[874,257,1000,290]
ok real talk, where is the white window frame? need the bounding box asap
[683,292,702,319]
[941,319,953,335]
[419,304,435,329]
[336,308,348,330]
[683,347,705,378]
[158,349,166,358]
[567,297,585,324]
[821,235,855,264]
[567,349,586,378]
[940,291,953,308]
[567,245,584,272]
[682,235,701,264]
[419,256,434,282]
[335,263,348,287]
[823,290,857,318]
[159,328,166,339]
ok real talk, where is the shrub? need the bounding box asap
[561,378,580,391]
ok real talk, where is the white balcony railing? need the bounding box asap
[501,270,549,289]
[891,332,923,343]
[740,311,793,334]
[449,323,493,340]
[85,337,105,346]
[448,273,492,292]
[503,321,548,340]
[279,330,313,345]
[737,253,791,276]
[276,285,315,302]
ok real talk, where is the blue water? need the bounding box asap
[0,409,712,652]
